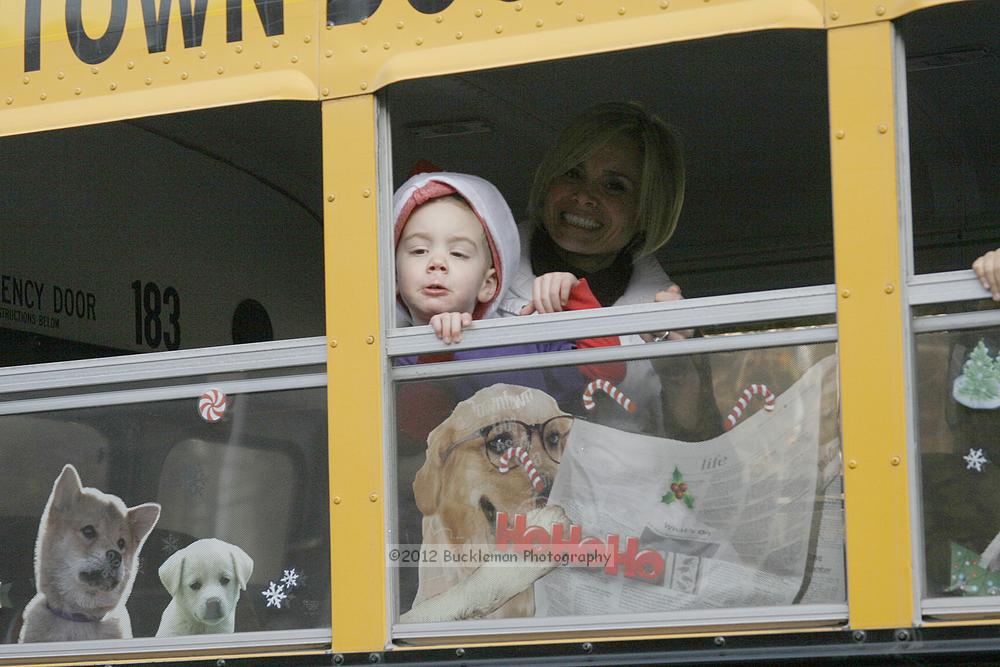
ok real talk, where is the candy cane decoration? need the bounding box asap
[724,383,775,430]
[582,379,637,413]
[498,446,545,492]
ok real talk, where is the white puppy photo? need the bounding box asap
[155,538,253,636]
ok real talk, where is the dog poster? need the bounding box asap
[402,356,843,622]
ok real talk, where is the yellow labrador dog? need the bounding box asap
[407,383,571,621]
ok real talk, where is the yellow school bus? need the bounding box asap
[0,0,998,664]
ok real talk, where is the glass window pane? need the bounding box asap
[393,344,843,625]
[0,385,329,644]
[0,101,324,368]
[917,326,1000,600]
[900,1,1000,274]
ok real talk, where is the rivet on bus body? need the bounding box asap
[272,40,280,48]
[333,496,342,504]
[396,20,405,29]
[217,66,225,74]
[90,66,99,74]
[878,124,888,134]
[884,283,895,294]
[361,44,368,53]
[127,61,135,69]
[835,130,845,139]
[891,456,901,466]
[618,7,626,15]
[74,87,81,95]
[163,55,171,64]
[515,2,523,10]
[326,50,333,58]
[304,35,312,43]
[180,72,188,80]
[328,194,336,202]
[493,27,501,34]
[660,0,669,8]
[4,97,12,105]
[145,77,152,85]
[416,37,425,44]
[556,0,564,4]
[22,75,30,84]
[474,9,483,17]
[576,13,584,21]
[39,93,47,100]
[330,339,338,347]
[535,19,543,27]
[848,459,857,469]
[360,81,368,90]
[57,71,65,79]
[875,5,886,15]
[236,45,243,53]
[383,42,390,50]
[436,15,444,23]
[254,62,262,69]
[366,335,375,344]
[109,83,117,91]
[199,50,207,59]
[363,189,372,198]
[369,493,379,502]
[326,23,333,30]
[291,56,299,63]
[322,88,330,96]
[841,289,850,298]
[830,11,840,20]
[455,31,463,40]
[361,18,368,25]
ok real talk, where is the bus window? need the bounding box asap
[385,29,833,307]
[0,374,330,652]
[391,341,843,632]
[900,1,1000,275]
[0,101,324,369]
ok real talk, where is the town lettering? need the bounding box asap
[24,0,284,72]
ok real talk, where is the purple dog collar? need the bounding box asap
[46,603,99,623]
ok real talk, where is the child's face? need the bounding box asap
[396,198,497,325]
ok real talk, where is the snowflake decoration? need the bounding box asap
[179,464,207,497]
[280,568,300,589]
[301,599,321,616]
[161,534,181,555]
[262,581,287,609]
[964,448,989,472]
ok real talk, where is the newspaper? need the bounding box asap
[534,356,840,616]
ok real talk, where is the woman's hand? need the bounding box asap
[430,312,473,344]
[973,249,1000,301]
[641,285,694,342]
[520,272,580,315]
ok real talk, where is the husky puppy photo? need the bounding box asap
[155,538,253,636]
[18,464,161,643]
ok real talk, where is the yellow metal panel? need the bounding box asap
[0,0,320,136]
[828,22,913,629]
[825,0,965,27]
[323,94,387,653]
[320,0,825,98]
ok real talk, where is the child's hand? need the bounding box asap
[973,249,1000,301]
[641,285,694,342]
[430,312,473,344]
[520,272,579,315]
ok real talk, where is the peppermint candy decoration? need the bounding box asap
[198,388,227,422]
[724,383,775,431]
[498,446,545,492]
[582,379,636,413]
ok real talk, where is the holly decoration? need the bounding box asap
[661,466,694,509]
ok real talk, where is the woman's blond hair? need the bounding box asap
[528,102,685,259]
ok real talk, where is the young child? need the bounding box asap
[392,172,625,413]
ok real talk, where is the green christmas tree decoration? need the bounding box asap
[959,340,1000,401]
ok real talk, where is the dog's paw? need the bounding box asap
[524,504,568,531]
